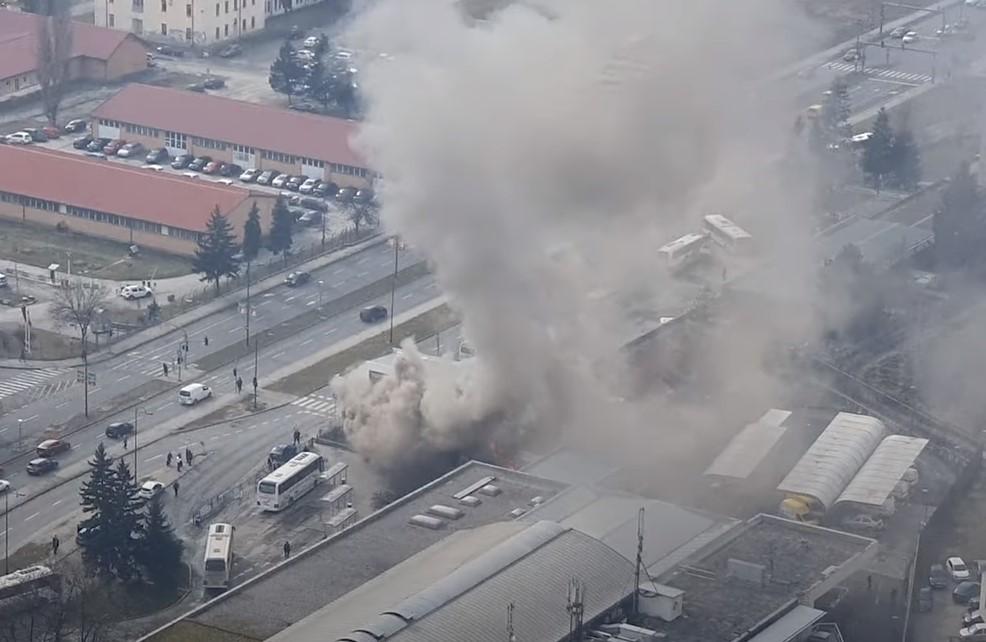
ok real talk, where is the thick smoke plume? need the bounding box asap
[338,0,820,479]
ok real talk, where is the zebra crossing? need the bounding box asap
[0,368,69,401]
[823,61,932,84]
[290,394,337,418]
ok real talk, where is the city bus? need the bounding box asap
[703,214,753,253]
[0,566,60,613]
[658,233,708,271]
[256,451,324,512]
[203,523,234,590]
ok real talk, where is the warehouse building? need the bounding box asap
[0,9,148,99]
[91,84,372,186]
[0,146,274,255]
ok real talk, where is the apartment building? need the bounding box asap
[0,146,275,256]
[92,84,372,186]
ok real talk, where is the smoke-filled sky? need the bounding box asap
[338,0,823,473]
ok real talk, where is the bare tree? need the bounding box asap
[36,0,73,126]
[52,281,109,356]
[0,568,112,642]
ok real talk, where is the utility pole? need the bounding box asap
[83,350,89,417]
[389,236,400,344]
[3,490,8,574]
[253,337,259,410]
[245,260,251,346]
[506,602,516,642]
[633,507,644,615]
[321,211,327,247]
[566,579,585,642]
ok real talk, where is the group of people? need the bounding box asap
[166,447,195,471]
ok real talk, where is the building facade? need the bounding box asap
[0,146,274,256]
[0,10,148,99]
[92,84,373,187]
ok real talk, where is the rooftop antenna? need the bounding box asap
[567,579,585,641]
[507,602,516,642]
[633,507,644,614]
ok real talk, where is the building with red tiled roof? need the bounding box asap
[0,9,147,98]
[91,84,373,188]
[0,145,274,255]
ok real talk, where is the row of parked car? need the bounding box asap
[2,119,87,145]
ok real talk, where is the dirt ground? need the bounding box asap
[0,323,81,360]
[0,219,193,280]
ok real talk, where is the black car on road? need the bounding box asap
[105,422,135,439]
[27,457,58,475]
[360,305,388,323]
[285,271,311,287]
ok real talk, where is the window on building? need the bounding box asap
[224,0,228,12]
[250,15,254,27]
[131,0,142,11]
[241,18,245,30]
[233,0,237,9]
[215,2,219,15]
[165,131,186,149]
[215,26,220,39]
[161,0,166,10]
[132,17,143,32]
[224,23,228,36]
[185,27,192,39]
[185,2,191,14]
[161,23,167,34]
[108,13,115,25]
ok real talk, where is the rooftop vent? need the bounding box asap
[409,515,445,530]
[726,558,766,586]
[459,495,481,507]
[479,484,502,497]
[509,508,527,518]
[428,504,464,520]
[453,476,495,500]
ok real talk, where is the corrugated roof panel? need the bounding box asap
[835,435,928,507]
[777,412,887,509]
[748,605,825,642]
[705,419,790,479]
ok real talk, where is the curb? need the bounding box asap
[0,233,386,371]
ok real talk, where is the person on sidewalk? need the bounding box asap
[236,377,243,394]
[293,429,301,446]
[123,436,128,449]
[173,481,180,497]
[204,336,209,347]
[283,541,291,559]
[162,363,169,377]
[51,535,59,556]
[185,447,193,464]
[177,458,183,473]
[166,452,173,467]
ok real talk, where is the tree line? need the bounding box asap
[268,37,359,118]
[934,161,986,272]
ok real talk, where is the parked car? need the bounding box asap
[219,163,243,177]
[27,457,58,475]
[117,142,144,158]
[902,31,919,44]
[360,305,388,323]
[86,137,110,152]
[271,173,291,188]
[63,119,87,133]
[289,102,321,114]
[145,147,169,164]
[298,177,319,194]
[965,610,985,627]
[102,139,126,155]
[240,168,261,182]
[5,132,33,145]
[188,156,212,171]
[960,622,986,639]
[202,76,226,89]
[842,48,859,62]
[297,210,322,226]
[841,514,884,532]
[353,188,374,204]
[955,581,981,604]
[119,284,152,299]
[178,383,212,405]
[171,153,193,169]
[138,480,165,500]
[298,196,328,212]
[36,439,70,457]
[41,125,61,139]
[0,479,10,494]
[930,563,950,589]
[889,26,907,39]
[270,443,298,466]
[313,180,336,197]
[256,170,278,185]
[285,271,311,286]
[155,44,184,57]
[22,128,48,142]
[105,421,134,439]
[72,134,94,149]
[218,44,242,58]
[336,186,356,202]
[187,82,207,92]
[949,557,972,581]
[202,160,223,175]
[75,522,99,545]
[286,175,306,191]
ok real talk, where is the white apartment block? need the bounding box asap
[94,0,324,44]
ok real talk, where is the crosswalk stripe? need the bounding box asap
[0,368,66,398]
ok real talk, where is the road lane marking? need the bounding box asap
[285,296,296,302]
[402,292,414,300]
[306,300,316,306]
[116,375,131,383]
[24,415,37,421]
[326,328,337,335]
[228,326,241,334]
[0,427,6,434]
[146,454,163,461]
[357,271,368,278]
[300,338,313,346]
[271,351,286,359]
[52,499,62,506]
[24,512,40,522]
[55,401,68,409]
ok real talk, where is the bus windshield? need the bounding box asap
[258,481,276,494]
[205,559,226,572]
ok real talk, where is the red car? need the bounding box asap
[41,125,61,139]
[102,139,126,155]
[202,161,223,175]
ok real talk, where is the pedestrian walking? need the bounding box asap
[166,452,173,467]
[233,367,238,380]
[236,377,243,394]
[51,535,59,556]
[177,458,183,473]
[204,335,209,347]
[173,481,180,497]
[293,429,301,446]
[162,362,169,377]
[283,541,291,559]
[185,447,193,464]
[267,455,274,471]
[123,436,128,449]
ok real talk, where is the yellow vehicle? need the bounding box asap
[779,494,822,524]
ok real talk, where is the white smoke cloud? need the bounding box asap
[338,0,820,474]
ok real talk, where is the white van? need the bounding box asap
[119,284,152,300]
[179,383,212,406]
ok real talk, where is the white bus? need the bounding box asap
[203,523,234,590]
[658,233,708,270]
[703,214,753,253]
[256,451,324,512]
[0,566,59,613]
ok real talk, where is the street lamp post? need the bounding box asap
[17,418,23,446]
[4,490,8,574]
[252,337,259,410]
[389,236,401,344]
[133,406,153,479]
[318,280,324,307]
[245,261,252,346]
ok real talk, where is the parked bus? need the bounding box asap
[703,214,753,253]
[256,452,324,512]
[0,566,60,613]
[203,523,234,590]
[658,233,707,271]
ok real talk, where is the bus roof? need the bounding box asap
[260,451,322,484]
[205,526,233,560]
[0,566,53,590]
[704,214,752,241]
[658,233,707,254]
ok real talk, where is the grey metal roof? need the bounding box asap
[835,435,928,507]
[748,605,825,642]
[705,409,793,479]
[777,412,887,510]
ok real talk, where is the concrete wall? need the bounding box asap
[0,71,38,98]
[105,36,149,79]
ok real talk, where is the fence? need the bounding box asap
[191,466,267,527]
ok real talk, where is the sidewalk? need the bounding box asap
[0,233,386,370]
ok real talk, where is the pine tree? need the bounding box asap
[137,495,184,590]
[889,126,921,190]
[269,40,301,99]
[935,161,983,270]
[267,197,294,265]
[109,459,144,582]
[862,108,894,191]
[78,443,117,576]
[242,202,262,263]
[193,206,241,294]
